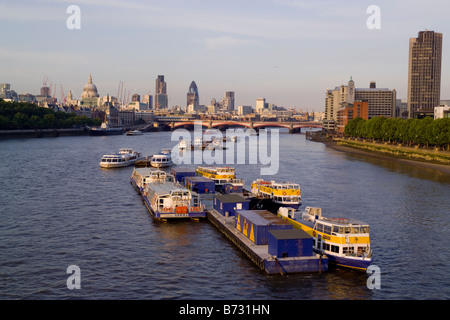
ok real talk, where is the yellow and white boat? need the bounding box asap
[278,206,372,270]
[195,166,236,185]
[250,179,301,209]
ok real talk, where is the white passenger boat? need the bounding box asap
[250,179,301,209]
[99,148,143,168]
[142,182,206,220]
[130,167,175,193]
[278,206,372,270]
[126,130,143,136]
[150,149,173,168]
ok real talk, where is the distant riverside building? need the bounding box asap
[18,93,36,104]
[355,82,396,118]
[141,94,153,109]
[81,74,100,108]
[237,105,253,116]
[336,100,369,133]
[407,30,443,119]
[155,75,168,109]
[325,78,355,122]
[256,98,266,113]
[65,90,79,106]
[187,81,199,109]
[434,105,450,119]
[396,99,408,119]
[36,85,53,105]
[224,91,235,112]
[0,83,18,101]
[325,78,396,128]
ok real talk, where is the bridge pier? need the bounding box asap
[288,124,300,134]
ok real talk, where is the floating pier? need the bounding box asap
[205,194,328,275]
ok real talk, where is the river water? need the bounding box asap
[0,129,449,300]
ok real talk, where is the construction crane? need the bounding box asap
[117,80,122,102]
[60,84,66,104]
[52,84,56,103]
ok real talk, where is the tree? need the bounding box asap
[344,117,364,137]
[43,113,57,128]
[432,118,450,150]
[415,117,433,147]
[13,112,29,129]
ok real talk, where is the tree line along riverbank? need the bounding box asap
[0,99,102,130]
[344,116,450,150]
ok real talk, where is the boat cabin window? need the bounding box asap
[323,225,332,235]
[315,223,323,232]
[360,226,370,233]
[351,226,360,234]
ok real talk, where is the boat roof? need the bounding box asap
[318,217,369,227]
[238,210,291,226]
[133,167,166,176]
[197,165,235,170]
[152,153,171,157]
[102,153,134,158]
[170,167,195,173]
[214,193,250,203]
[147,182,190,196]
[253,179,299,186]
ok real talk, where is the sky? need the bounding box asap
[1,0,450,112]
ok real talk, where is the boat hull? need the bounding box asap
[90,128,123,136]
[99,159,140,168]
[142,196,205,220]
[324,253,372,271]
[150,162,172,168]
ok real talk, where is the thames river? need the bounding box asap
[0,129,449,300]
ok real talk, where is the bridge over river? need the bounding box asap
[143,118,323,133]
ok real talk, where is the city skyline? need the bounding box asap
[1,0,450,111]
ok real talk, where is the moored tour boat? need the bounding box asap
[278,206,372,270]
[90,122,123,136]
[142,182,206,220]
[99,148,143,168]
[126,130,143,136]
[250,179,301,209]
[130,167,175,194]
[195,166,237,188]
[150,149,173,168]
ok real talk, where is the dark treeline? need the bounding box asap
[0,99,101,130]
[344,116,450,150]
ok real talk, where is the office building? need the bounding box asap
[155,75,168,109]
[325,78,395,124]
[355,82,396,118]
[336,100,369,133]
[187,81,199,108]
[325,78,355,121]
[224,91,235,112]
[407,30,443,118]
